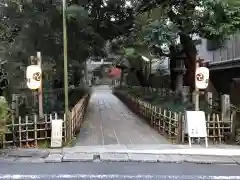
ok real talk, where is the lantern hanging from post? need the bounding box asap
[26,65,42,90]
[195,67,209,89]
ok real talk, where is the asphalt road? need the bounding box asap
[0,162,240,179]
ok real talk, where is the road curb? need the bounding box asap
[2,152,240,165]
[62,153,94,162]
[43,153,240,164]
[44,154,63,163]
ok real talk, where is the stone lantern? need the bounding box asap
[173,51,188,102]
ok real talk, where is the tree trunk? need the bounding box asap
[135,69,149,87]
[175,73,183,94]
[120,69,124,87]
[169,45,185,92]
[116,65,149,87]
[179,33,197,93]
[169,54,177,91]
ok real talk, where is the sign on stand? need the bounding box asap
[51,119,63,148]
[185,111,208,148]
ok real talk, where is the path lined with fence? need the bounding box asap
[75,85,169,146]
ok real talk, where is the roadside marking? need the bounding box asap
[0,174,240,179]
[113,128,120,144]
[100,124,105,145]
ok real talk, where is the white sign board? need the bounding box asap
[195,67,209,89]
[26,65,42,90]
[51,119,63,148]
[185,111,208,147]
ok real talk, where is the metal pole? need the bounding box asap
[63,0,69,115]
[37,52,44,118]
[195,61,199,111]
[195,61,200,144]
[85,60,88,86]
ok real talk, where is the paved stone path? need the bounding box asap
[75,85,169,146]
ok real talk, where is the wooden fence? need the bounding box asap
[114,90,233,144]
[0,94,90,148]
[65,94,90,143]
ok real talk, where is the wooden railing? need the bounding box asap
[114,90,232,144]
[2,113,59,148]
[0,94,90,148]
[65,94,90,143]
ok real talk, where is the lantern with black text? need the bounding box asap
[195,67,209,89]
[26,65,42,90]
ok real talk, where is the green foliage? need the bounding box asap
[195,1,240,42]
[136,0,240,44]
[66,5,89,21]
[223,0,240,7]
[0,0,135,97]
[0,97,10,134]
[124,47,139,59]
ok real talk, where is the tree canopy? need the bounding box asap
[0,0,240,93]
[0,0,135,93]
[113,0,240,90]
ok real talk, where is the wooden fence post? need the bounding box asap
[18,116,22,148]
[206,92,213,109]
[64,113,67,144]
[34,115,37,146]
[221,94,231,122]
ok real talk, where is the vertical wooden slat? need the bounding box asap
[50,114,53,122]
[71,108,74,137]
[34,114,37,146]
[68,112,72,142]
[217,114,221,144]
[44,114,48,140]
[158,108,162,132]
[71,110,74,139]
[163,109,166,135]
[174,112,178,143]
[213,114,216,143]
[150,106,154,127]
[155,106,158,130]
[181,113,185,144]
[64,113,67,144]
[25,116,29,147]
[207,114,210,140]
[168,111,172,139]
[54,113,58,120]
[18,116,22,148]
[11,111,15,147]
[50,114,53,123]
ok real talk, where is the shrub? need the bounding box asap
[0,96,11,134]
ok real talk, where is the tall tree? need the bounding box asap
[0,0,135,94]
[136,0,240,92]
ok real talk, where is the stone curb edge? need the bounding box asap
[1,153,239,165]
[43,153,240,165]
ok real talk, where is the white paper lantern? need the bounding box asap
[195,67,209,89]
[26,65,42,90]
